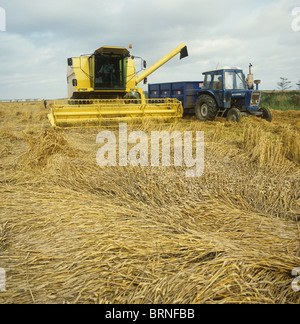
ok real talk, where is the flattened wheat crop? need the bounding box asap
[0,102,299,304]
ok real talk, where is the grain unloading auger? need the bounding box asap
[48,43,188,128]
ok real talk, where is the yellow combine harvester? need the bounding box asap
[48,43,188,128]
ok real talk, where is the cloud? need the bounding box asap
[0,0,299,99]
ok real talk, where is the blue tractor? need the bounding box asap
[148,64,272,123]
[195,64,272,122]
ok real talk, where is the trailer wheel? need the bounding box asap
[195,95,218,121]
[260,107,272,122]
[226,108,242,123]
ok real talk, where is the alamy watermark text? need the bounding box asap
[96,123,204,178]
[292,7,300,31]
[292,267,300,292]
[0,7,6,32]
[0,268,6,291]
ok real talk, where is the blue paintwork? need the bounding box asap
[148,81,203,110]
[148,68,262,114]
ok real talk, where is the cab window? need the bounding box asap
[212,73,223,90]
[225,71,246,90]
[94,54,126,90]
[202,74,212,89]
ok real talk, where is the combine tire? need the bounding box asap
[226,108,242,122]
[195,95,218,121]
[260,107,272,122]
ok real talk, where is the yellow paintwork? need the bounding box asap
[68,43,187,98]
[94,46,130,56]
[135,43,187,84]
[67,57,92,92]
[48,98,183,128]
[49,43,187,127]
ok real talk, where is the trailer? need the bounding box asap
[148,81,203,115]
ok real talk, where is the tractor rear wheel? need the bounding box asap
[260,107,272,122]
[226,108,242,122]
[195,95,218,121]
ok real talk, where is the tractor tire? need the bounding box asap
[260,107,272,122]
[195,95,218,121]
[226,108,242,123]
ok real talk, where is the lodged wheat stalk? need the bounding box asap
[0,103,299,304]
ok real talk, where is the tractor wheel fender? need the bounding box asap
[197,90,217,102]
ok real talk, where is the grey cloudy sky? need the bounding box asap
[0,0,299,99]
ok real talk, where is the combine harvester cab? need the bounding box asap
[48,44,188,128]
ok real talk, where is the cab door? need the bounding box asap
[211,71,224,107]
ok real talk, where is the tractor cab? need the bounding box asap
[201,67,261,111]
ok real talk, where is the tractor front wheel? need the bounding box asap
[226,108,242,123]
[260,107,272,122]
[195,95,218,121]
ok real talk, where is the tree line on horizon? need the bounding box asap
[277,77,300,91]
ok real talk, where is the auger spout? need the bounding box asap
[135,43,188,85]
